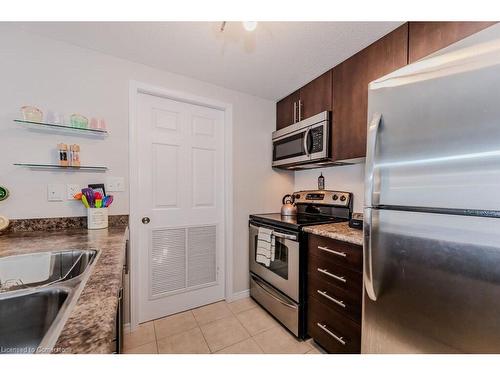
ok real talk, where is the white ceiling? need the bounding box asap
[13,22,403,100]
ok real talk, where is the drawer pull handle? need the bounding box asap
[317,290,346,308]
[317,268,346,283]
[316,323,346,345]
[318,246,347,258]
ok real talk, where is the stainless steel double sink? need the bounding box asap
[0,249,98,354]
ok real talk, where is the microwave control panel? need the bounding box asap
[310,126,324,153]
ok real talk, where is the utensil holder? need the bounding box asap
[87,208,108,229]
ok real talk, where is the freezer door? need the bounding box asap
[362,208,500,353]
[366,25,500,211]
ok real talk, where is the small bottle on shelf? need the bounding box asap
[58,143,69,167]
[71,144,81,167]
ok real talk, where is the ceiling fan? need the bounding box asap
[220,21,258,32]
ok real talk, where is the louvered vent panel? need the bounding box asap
[187,225,217,287]
[151,228,186,296]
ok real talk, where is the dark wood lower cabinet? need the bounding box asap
[308,296,361,354]
[307,233,363,353]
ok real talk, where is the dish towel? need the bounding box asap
[256,227,275,267]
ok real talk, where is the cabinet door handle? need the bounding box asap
[293,102,297,123]
[316,323,346,345]
[318,245,347,258]
[317,268,346,283]
[317,290,346,308]
[298,99,302,121]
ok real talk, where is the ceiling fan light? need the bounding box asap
[242,21,258,32]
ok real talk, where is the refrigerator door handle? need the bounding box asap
[365,113,382,208]
[363,208,377,301]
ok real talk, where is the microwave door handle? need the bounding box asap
[303,127,311,157]
[365,113,382,208]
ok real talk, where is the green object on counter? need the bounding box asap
[0,186,9,201]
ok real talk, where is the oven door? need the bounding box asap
[249,223,300,302]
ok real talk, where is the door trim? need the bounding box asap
[128,81,234,330]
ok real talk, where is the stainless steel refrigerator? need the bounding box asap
[363,24,500,353]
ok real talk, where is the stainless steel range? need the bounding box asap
[249,190,353,338]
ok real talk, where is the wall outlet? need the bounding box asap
[106,177,125,192]
[66,184,81,200]
[47,184,65,202]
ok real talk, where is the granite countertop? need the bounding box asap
[303,221,363,246]
[0,226,127,353]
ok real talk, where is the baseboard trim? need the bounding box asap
[227,289,250,303]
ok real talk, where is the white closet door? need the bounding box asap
[136,93,225,322]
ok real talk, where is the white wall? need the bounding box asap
[0,27,294,294]
[294,164,365,213]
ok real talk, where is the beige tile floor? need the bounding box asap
[124,297,325,354]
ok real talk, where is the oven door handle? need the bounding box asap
[251,275,298,310]
[249,223,297,241]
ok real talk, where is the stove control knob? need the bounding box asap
[332,194,338,200]
[295,194,301,199]
[340,195,347,202]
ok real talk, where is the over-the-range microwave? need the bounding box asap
[272,111,358,170]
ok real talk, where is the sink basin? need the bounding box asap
[0,287,70,354]
[0,249,97,292]
[0,249,99,353]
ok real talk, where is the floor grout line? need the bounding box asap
[192,308,216,354]
[152,319,160,354]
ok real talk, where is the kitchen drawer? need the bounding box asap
[307,296,361,354]
[308,273,361,322]
[308,253,362,296]
[308,234,362,271]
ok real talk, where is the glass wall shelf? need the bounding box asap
[14,163,108,172]
[14,119,108,136]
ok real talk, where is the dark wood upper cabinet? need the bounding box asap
[332,23,409,161]
[276,71,332,130]
[408,22,496,63]
[276,90,300,130]
[275,22,496,159]
[298,69,333,120]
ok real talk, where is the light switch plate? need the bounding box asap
[47,184,65,202]
[106,177,125,192]
[66,184,81,200]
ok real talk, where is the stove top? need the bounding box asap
[250,190,353,231]
[249,213,348,231]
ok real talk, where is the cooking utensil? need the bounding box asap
[105,195,113,208]
[281,194,297,216]
[82,188,94,208]
[81,195,90,208]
